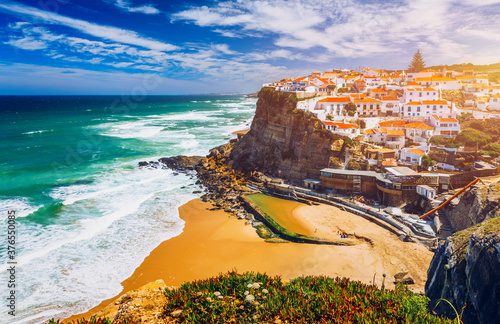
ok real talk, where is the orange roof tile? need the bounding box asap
[318,97,351,103]
[354,98,382,103]
[405,101,422,105]
[422,100,448,105]
[404,122,434,130]
[409,149,426,156]
[334,123,359,129]
[405,82,420,86]
[365,129,375,135]
[387,130,405,136]
[379,120,407,127]
[370,89,387,92]
[377,128,388,133]
[439,118,458,122]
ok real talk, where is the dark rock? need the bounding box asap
[158,155,204,171]
[193,190,202,194]
[426,217,500,324]
[394,272,409,280]
[394,277,414,285]
[138,161,149,167]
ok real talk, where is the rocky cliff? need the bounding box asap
[230,88,346,183]
[425,217,500,324]
[443,177,500,232]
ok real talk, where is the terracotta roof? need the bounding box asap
[423,88,436,91]
[439,118,458,122]
[318,97,351,103]
[370,89,387,92]
[422,100,448,105]
[405,82,420,86]
[325,121,359,129]
[365,129,375,135]
[409,149,426,156]
[377,128,388,133]
[379,120,407,127]
[354,98,382,103]
[405,122,434,130]
[405,101,422,105]
[387,130,405,136]
[414,77,456,82]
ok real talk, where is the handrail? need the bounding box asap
[419,178,480,219]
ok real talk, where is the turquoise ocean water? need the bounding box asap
[0,95,256,323]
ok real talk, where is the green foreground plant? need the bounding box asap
[164,271,453,323]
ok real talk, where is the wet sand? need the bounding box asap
[67,198,433,322]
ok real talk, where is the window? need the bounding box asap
[370,104,373,109]
[427,92,429,95]
[419,92,422,97]
[417,107,421,112]
[433,106,437,110]
[407,107,411,112]
[440,105,443,108]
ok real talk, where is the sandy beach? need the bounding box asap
[68,198,433,322]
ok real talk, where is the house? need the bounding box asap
[474,76,489,85]
[360,68,388,77]
[489,94,500,111]
[380,96,401,116]
[429,115,460,138]
[323,121,360,138]
[400,147,427,165]
[354,98,382,117]
[476,97,489,111]
[366,128,405,149]
[404,122,435,143]
[413,77,461,90]
[314,97,352,119]
[354,79,367,92]
[369,88,388,99]
[402,87,439,103]
[403,100,449,117]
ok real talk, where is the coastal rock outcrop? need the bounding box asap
[138,155,203,171]
[229,88,347,183]
[425,217,500,324]
[442,177,500,232]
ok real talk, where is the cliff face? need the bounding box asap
[426,217,500,324]
[443,178,500,232]
[230,88,345,183]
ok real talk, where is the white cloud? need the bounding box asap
[115,0,160,15]
[5,37,48,50]
[0,2,177,51]
[171,0,500,65]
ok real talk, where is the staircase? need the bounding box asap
[430,196,453,240]
[353,176,362,195]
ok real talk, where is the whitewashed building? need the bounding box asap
[429,116,460,138]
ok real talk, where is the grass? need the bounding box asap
[163,271,454,323]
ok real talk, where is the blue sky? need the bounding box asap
[0,0,499,95]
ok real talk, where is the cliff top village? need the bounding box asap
[260,67,500,207]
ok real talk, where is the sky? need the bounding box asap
[0,0,499,95]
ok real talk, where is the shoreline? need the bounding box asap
[66,197,433,322]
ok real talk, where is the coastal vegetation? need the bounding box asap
[164,272,454,323]
[408,49,426,72]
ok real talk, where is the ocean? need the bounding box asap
[0,95,256,324]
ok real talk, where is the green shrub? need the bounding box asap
[163,272,454,324]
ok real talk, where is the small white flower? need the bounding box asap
[262,289,269,294]
[218,296,223,299]
[214,291,221,296]
[245,294,255,302]
[252,283,260,289]
[247,284,253,288]
[206,297,211,301]
[244,291,249,295]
